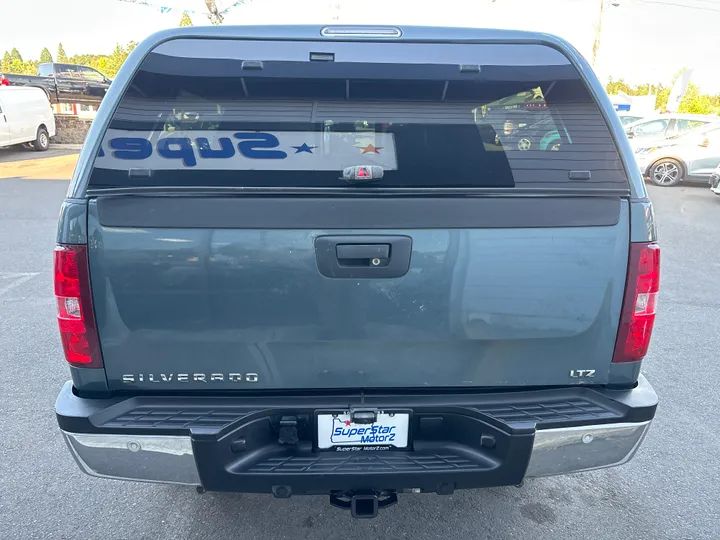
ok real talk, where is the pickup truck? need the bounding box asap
[54,25,659,520]
[0,62,111,105]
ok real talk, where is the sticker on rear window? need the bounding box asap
[95,129,398,171]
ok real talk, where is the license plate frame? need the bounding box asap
[316,410,411,451]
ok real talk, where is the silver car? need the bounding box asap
[625,113,717,151]
[635,121,720,186]
[617,112,644,126]
[709,164,720,195]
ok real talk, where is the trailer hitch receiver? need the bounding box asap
[329,490,398,519]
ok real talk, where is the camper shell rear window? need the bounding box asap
[88,39,628,191]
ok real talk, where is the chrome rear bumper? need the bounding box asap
[63,420,652,486]
[525,421,650,477]
[63,433,200,485]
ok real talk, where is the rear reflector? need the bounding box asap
[54,245,103,368]
[613,243,660,363]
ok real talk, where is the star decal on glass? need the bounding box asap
[291,143,317,154]
[358,144,383,154]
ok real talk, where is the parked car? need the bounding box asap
[0,86,55,151]
[624,113,717,150]
[0,62,111,106]
[54,25,659,520]
[709,163,720,194]
[618,112,644,126]
[635,121,720,186]
[504,112,643,153]
[500,116,567,151]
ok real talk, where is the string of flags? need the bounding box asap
[116,0,247,17]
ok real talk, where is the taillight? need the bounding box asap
[613,242,660,363]
[54,245,103,368]
[0,75,8,86]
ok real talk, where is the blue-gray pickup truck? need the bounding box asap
[54,25,659,519]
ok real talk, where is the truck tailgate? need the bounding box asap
[88,195,628,390]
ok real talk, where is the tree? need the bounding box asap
[10,48,22,62]
[40,47,53,63]
[8,59,38,76]
[57,43,68,63]
[604,77,720,116]
[179,12,193,26]
[0,40,136,79]
[1,51,11,73]
[605,78,634,97]
[109,42,138,77]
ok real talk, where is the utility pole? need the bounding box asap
[205,0,224,24]
[328,1,341,21]
[591,0,620,67]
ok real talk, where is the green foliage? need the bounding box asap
[40,48,53,63]
[1,51,11,73]
[179,12,193,26]
[2,47,38,75]
[63,41,137,78]
[7,59,39,75]
[2,41,137,79]
[57,43,68,63]
[606,77,720,116]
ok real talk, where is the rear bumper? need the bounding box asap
[57,376,657,494]
[62,421,651,488]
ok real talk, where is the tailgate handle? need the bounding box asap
[315,235,412,279]
[336,244,389,263]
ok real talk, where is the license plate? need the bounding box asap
[317,411,410,450]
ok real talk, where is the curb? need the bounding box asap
[50,144,84,151]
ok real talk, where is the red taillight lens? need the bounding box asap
[613,243,660,363]
[0,75,8,86]
[54,245,103,367]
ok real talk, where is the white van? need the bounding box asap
[0,86,56,151]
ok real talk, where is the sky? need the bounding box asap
[2,0,720,91]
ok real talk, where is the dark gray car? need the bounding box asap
[53,25,658,519]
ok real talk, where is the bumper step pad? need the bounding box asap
[247,451,485,474]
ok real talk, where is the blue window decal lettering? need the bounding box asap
[157,137,197,167]
[196,137,235,159]
[109,138,152,160]
[97,147,105,157]
[233,132,288,159]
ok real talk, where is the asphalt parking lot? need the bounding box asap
[0,145,81,164]
[0,178,718,539]
[0,145,80,180]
